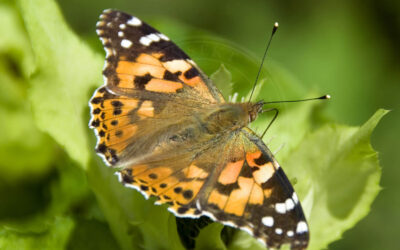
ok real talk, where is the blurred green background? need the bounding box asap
[1,0,399,249]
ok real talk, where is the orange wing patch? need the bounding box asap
[208,189,228,210]
[110,53,222,101]
[246,151,276,185]
[120,163,205,217]
[249,183,264,205]
[183,164,209,179]
[136,53,163,66]
[224,177,254,216]
[106,125,138,146]
[116,60,165,78]
[90,87,154,165]
[145,79,183,93]
[137,100,154,117]
[218,160,244,185]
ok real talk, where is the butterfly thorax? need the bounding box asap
[201,101,263,134]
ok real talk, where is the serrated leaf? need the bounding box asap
[243,78,265,102]
[0,3,34,77]
[210,64,233,99]
[17,0,103,169]
[9,1,386,249]
[286,109,386,249]
[0,5,55,182]
[233,110,386,249]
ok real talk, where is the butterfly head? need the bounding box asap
[247,100,264,123]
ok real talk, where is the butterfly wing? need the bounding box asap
[95,9,224,101]
[90,10,225,166]
[200,127,309,249]
[118,127,309,249]
[90,9,309,249]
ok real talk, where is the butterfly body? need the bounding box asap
[90,9,309,249]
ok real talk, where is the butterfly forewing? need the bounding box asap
[95,9,224,102]
[90,9,227,166]
[90,9,310,250]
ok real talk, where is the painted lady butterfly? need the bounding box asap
[89,9,309,249]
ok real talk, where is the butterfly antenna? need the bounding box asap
[260,94,331,139]
[264,94,331,105]
[248,22,279,103]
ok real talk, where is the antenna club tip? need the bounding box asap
[274,22,279,27]
[325,94,331,99]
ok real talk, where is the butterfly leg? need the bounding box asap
[260,108,279,139]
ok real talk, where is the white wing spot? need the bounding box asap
[275,228,283,235]
[285,198,295,211]
[118,31,124,37]
[114,172,122,182]
[275,203,287,214]
[121,39,133,48]
[139,36,152,46]
[287,230,294,237]
[147,33,160,42]
[292,192,299,204]
[158,33,170,41]
[119,23,126,29]
[296,221,308,234]
[127,16,142,26]
[96,21,105,27]
[261,216,274,227]
[187,59,197,66]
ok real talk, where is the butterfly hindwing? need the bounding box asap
[116,127,309,249]
[116,133,234,218]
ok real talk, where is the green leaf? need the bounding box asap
[0,216,74,250]
[0,74,56,182]
[243,78,265,102]
[0,155,118,250]
[88,161,184,250]
[17,0,103,169]
[210,64,233,99]
[1,158,88,232]
[9,1,386,249]
[291,109,386,249]
[0,4,55,183]
[300,109,386,249]
[195,223,226,250]
[228,231,264,250]
[15,0,184,249]
[0,3,34,77]
[233,110,386,249]
[67,218,120,250]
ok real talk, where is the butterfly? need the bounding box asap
[89,9,309,249]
